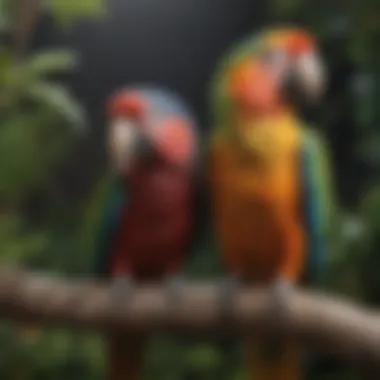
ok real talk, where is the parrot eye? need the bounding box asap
[260,48,288,71]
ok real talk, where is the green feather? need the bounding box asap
[302,127,335,235]
[301,126,337,284]
[209,33,262,133]
[80,170,125,277]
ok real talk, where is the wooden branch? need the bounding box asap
[1,267,380,367]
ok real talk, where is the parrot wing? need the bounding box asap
[82,171,127,278]
[300,127,334,284]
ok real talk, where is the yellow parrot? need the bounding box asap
[209,27,334,380]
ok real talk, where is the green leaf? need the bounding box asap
[23,49,79,78]
[0,112,59,200]
[48,0,106,29]
[0,1,11,32]
[269,0,304,17]
[26,81,87,131]
[0,215,50,263]
[0,48,81,110]
[0,47,13,89]
[185,345,221,370]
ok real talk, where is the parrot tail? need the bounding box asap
[244,335,303,380]
[106,332,146,380]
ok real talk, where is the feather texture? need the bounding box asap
[301,128,333,283]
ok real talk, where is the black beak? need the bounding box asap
[281,52,326,111]
[281,68,309,110]
[132,131,155,160]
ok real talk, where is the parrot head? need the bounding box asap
[226,27,326,116]
[213,27,327,156]
[106,87,198,175]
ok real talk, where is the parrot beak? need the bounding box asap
[283,50,327,106]
[108,117,153,173]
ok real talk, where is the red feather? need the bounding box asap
[107,91,146,120]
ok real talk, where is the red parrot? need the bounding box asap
[91,86,200,380]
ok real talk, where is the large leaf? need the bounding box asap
[26,81,86,131]
[0,215,50,263]
[0,47,13,90]
[0,111,72,201]
[48,0,106,28]
[0,0,12,32]
[0,48,81,112]
[23,49,79,78]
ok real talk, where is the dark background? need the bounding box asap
[32,0,366,210]
[34,0,268,199]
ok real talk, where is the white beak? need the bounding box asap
[295,51,327,103]
[108,118,139,171]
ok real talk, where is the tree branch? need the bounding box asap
[1,266,380,366]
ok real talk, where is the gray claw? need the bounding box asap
[262,277,294,362]
[110,275,135,303]
[219,274,241,318]
[270,276,294,313]
[165,274,185,305]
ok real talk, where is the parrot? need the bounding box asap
[88,86,201,380]
[208,27,334,380]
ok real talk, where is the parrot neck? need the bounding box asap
[239,103,295,121]
[231,107,302,160]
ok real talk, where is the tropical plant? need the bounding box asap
[0,1,105,378]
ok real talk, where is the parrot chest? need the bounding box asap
[211,140,302,277]
[114,163,193,267]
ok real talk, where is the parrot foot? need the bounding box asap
[164,274,186,306]
[270,276,294,316]
[218,274,241,319]
[110,275,135,304]
[264,276,295,360]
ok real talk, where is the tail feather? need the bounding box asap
[245,336,302,380]
[106,332,146,380]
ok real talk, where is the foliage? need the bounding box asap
[0,0,106,379]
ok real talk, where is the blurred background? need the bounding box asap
[0,0,379,379]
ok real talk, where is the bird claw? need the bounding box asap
[270,276,294,313]
[219,274,241,318]
[110,275,135,304]
[165,274,185,305]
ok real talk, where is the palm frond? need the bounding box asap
[23,49,79,78]
[26,81,86,131]
[48,0,106,29]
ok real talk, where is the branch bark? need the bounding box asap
[1,266,380,367]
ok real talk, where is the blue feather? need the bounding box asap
[300,133,326,283]
[95,175,128,278]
